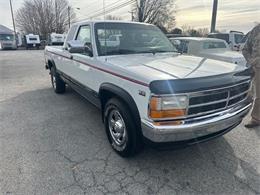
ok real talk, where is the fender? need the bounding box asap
[46,56,56,70]
[99,83,141,128]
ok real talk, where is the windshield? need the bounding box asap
[0,34,14,41]
[203,41,227,49]
[234,34,245,44]
[95,22,177,56]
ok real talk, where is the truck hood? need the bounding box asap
[104,53,246,80]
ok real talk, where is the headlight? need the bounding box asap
[149,95,188,119]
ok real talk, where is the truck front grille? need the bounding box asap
[187,81,250,117]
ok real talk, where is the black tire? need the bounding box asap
[50,67,66,94]
[104,98,143,157]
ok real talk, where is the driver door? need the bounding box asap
[65,25,96,89]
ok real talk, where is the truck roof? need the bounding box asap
[72,20,154,27]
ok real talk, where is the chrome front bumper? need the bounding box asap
[141,102,252,143]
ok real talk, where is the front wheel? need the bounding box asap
[50,67,66,94]
[104,98,143,157]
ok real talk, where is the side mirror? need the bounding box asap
[67,40,93,57]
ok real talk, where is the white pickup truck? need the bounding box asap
[170,37,247,66]
[44,20,253,157]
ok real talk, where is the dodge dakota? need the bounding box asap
[44,21,253,157]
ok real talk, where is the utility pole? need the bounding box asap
[55,0,58,33]
[9,0,16,36]
[68,6,71,28]
[210,0,218,33]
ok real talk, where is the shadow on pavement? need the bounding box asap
[0,86,259,194]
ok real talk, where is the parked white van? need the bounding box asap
[0,25,17,50]
[0,33,17,50]
[208,31,245,51]
[25,34,41,49]
[48,33,66,45]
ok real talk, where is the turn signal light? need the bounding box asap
[150,109,186,119]
[149,96,187,119]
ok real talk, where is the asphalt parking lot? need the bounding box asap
[0,50,260,195]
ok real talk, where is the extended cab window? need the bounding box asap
[76,25,91,47]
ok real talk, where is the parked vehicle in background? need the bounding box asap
[48,33,66,45]
[170,37,247,66]
[0,33,17,50]
[16,33,23,47]
[99,34,122,47]
[208,31,245,51]
[0,24,17,50]
[45,20,252,157]
[25,34,41,49]
[238,33,248,51]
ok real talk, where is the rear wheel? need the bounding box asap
[104,98,143,157]
[50,67,66,94]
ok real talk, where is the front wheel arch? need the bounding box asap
[99,83,142,130]
[47,59,55,70]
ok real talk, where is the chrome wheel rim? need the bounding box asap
[108,109,127,147]
[52,73,56,89]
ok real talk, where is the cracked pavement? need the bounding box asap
[0,50,260,195]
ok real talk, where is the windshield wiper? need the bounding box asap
[118,49,137,54]
[143,49,177,55]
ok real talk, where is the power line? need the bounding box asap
[82,0,135,20]
[89,0,135,19]
[82,0,130,18]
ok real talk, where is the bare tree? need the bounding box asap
[16,0,75,39]
[133,0,176,30]
[170,27,182,34]
[105,15,122,20]
[197,28,209,37]
[181,25,209,37]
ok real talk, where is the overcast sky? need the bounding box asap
[0,0,259,33]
